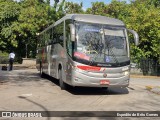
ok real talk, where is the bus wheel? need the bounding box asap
[59,69,67,90]
[40,64,44,78]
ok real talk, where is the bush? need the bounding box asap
[0,56,8,64]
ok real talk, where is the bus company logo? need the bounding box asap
[103,73,107,78]
[2,112,11,117]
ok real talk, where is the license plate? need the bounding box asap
[100,80,110,85]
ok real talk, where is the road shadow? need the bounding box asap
[0,69,56,89]
[0,68,129,95]
[66,86,129,95]
[43,74,60,86]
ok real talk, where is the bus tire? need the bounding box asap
[59,69,67,90]
[40,63,44,78]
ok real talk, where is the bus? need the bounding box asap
[36,14,139,90]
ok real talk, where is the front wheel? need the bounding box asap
[59,69,67,90]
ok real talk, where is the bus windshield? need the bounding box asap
[74,22,129,66]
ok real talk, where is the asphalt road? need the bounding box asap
[0,68,160,120]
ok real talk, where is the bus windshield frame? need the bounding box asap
[73,21,130,67]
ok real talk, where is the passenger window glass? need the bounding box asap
[66,20,72,57]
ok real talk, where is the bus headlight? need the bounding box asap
[123,71,129,76]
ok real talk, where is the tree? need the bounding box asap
[127,0,160,63]
[64,1,84,14]
[11,0,50,58]
[14,0,66,58]
[55,0,65,20]
[0,0,20,52]
[86,2,107,16]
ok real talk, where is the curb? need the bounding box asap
[131,75,160,79]
[146,86,160,95]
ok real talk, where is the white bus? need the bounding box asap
[36,14,139,90]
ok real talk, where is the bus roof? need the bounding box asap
[54,14,125,26]
[39,14,125,34]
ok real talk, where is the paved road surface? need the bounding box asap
[0,68,160,120]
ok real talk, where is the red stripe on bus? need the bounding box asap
[77,65,101,71]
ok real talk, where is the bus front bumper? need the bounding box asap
[71,71,130,88]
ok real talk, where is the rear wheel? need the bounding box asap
[59,69,67,90]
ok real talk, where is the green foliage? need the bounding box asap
[86,2,107,15]
[12,0,51,58]
[0,51,8,56]
[0,50,8,64]
[127,0,160,63]
[0,0,159,64]
[0,0,20,51]
[65,1,84,14]
[0,0,66,59]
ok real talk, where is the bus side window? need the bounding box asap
[54,22,63,46]
[66,20,72,57]
[59,22,64,46]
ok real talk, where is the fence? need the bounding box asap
[140,58,160,76]
[131,58,160,76]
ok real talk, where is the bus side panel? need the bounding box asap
[36,47,44,72]
[50,44,55,78]
[64,55,74,85]
[50,44,59,79]
[56,44,67,81]
[42,47,48,74]
[36,48,41,71]
[48,43,66,80]
[47,45,52,75]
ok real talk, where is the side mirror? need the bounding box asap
[69,24,75,41]
[127,29,139,46]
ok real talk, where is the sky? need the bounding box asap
[51,0,111,10]
[15,0,130,10]
[50,0,130,10]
